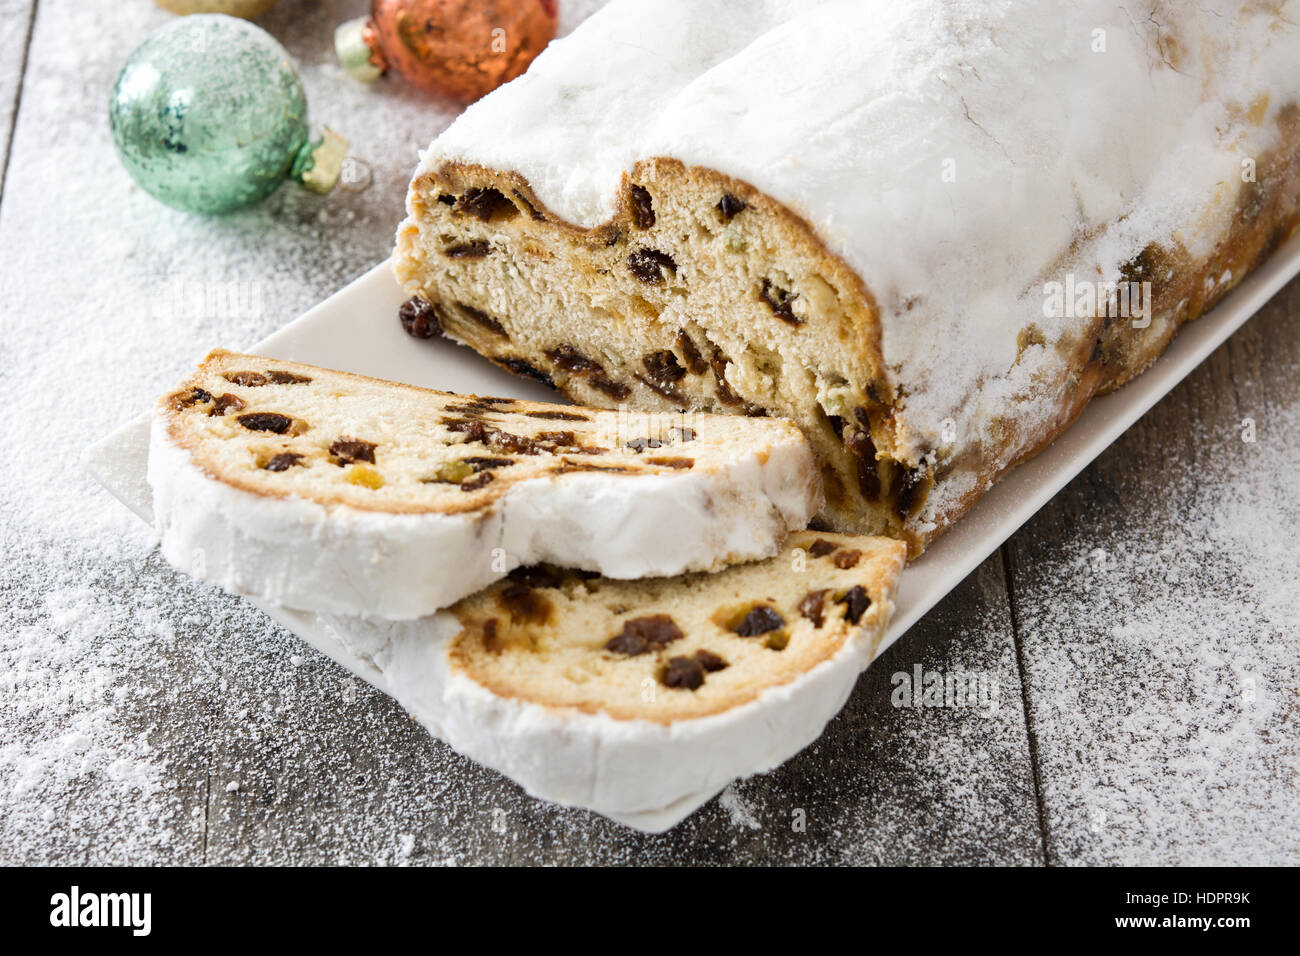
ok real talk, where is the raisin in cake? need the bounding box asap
[393,0,1300,555]
[324,530,906,828]
[148,350,820,619]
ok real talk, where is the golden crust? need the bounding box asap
[159,350,521,515]
[157,349,799,517]
[446,531,907,723]
[409,157,890,386]
[416,157,894,382]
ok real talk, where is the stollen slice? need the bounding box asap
[147,350,821,619]
[324,530,906,828]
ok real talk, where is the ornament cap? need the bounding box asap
[154,0,281,17]
[294,128,349,195]
[335,17,386,82]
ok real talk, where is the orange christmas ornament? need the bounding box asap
[335,0,558,103]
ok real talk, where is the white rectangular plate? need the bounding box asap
[84,234,1300,828]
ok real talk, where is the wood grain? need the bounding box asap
[0,0,35,192]
[1004,277,1300,864]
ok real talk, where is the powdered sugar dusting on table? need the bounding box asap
[1014,389,1300,864]
[0,0,459,863]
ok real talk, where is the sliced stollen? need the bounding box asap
[323,531,906,829]
[147,350,821,619]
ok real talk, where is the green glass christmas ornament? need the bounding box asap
[109,15,346,214]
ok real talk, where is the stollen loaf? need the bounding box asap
[393,0,1300,554]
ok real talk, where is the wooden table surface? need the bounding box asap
[1,0,1295,865]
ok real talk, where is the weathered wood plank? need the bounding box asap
[0,0,36,194]
[0,0,209,866]
[0,0,444,864]
[1005,276,1300,865]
